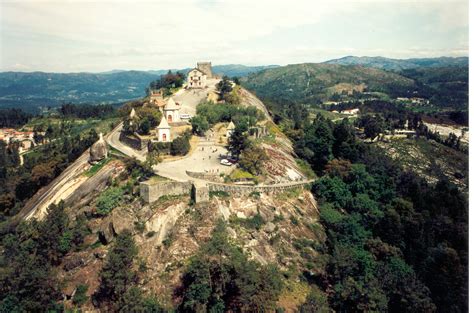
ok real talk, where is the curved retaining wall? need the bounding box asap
[140,176,315,204]
[207,180,314,196]
[186,170,222,183]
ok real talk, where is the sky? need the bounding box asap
[0,0,469,72]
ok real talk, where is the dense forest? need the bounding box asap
[284,113,467,312]
[58,103,116,119]
[0,108,32,128]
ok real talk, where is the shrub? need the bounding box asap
[134,221,146,233]
[231,212,265,230]
[170,135,191,156]
[146,231,156,238]
[209,190,230,198]
[290,215,299,225]
[249,191,261,199]
[96,186,124,216]
[73,284,89,306]
[148,141,171,155]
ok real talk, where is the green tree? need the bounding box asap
[238,144,268,175]
[170,135,191,156]
[216,76,233,100]
[95,230,138,310]
[180,220,283,312]
[295,114,334,173]
[359,115,383,140]
[190,115,209,136]
[313,176,352,209]
[298,288,331,313]
[139,118,151,135]
[227,123,250,158]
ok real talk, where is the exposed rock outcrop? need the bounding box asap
[89,133,108,163]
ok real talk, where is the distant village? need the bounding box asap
[0,128,40,153]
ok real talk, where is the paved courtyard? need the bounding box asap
[153,135,234,182]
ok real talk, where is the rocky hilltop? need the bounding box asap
[8,78,325,311]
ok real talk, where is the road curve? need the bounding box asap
[107,122,147,162]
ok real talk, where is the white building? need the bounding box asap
[187,68,207,89]
[164,98,181,123]
[226,121,235,138]
[156,116,171,142]
[341,108,360,115]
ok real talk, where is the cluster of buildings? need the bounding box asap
[396,97,429,105]
[0,128,37,153]
[331,108,360,115]
[142,62,215,144]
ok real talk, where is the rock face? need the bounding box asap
[89,133,108,163]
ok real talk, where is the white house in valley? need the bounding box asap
[341,108,360,115]
[156,116,171,142]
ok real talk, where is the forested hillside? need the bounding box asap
[400,66,469,109]
[324,56,468,71]
[0,71,159,112]
[242,62,468,112]
[241,63,415,107]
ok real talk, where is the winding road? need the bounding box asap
[17,83,313,222]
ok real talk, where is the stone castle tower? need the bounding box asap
[197,62,213,78]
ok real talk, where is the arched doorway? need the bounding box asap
[167,114,172,122]
[162,133,167,141]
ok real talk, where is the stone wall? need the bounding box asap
[207,180,313,196]
[186,170,222,183]
[140,180,192,203]
[192,182,210,203]
[119,132,149,150]
[197,62,213,78]
[141,176,314,204]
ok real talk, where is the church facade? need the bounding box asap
[156,116,171,142]
[187,68,207,89]
[163,98,181,123]
[187,61,213,89]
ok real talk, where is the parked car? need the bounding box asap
[220,159,232,166]
[227,157,238,164]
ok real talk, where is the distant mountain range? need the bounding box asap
[106,64,280,78]
[0,64,278,112]
[324,56,468,71]
[0,58,467,112]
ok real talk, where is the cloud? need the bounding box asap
[0,0,468,72]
